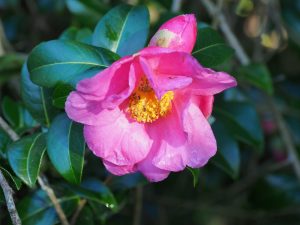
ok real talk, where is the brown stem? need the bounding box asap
[70,199,87,225]
[37,176,70,225]
[199,0,300,182]
[0,170,22,225]
[0,116,70,225]
[133,186,143,225]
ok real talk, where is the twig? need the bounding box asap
[37,176,70,225]
[0,116,70,225]
[171,0,183,12]
[199,0,300,182]
[133,186,143,225]
[0,117,19,141]
[70,199,87,225]
[0,170,22,225]
[200,0,250,65]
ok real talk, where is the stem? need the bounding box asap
[0,116,70,225]
[171,0,183,12]
[133,186,143,225]
[70,199,87,225]
[0,170,22,225]
[199,0,300,182]
[38,176,70,225]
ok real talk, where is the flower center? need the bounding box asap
[129,77,174,123]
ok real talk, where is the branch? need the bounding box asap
[200,0,250,65]
[0,116,70,225]
[171,0,183,12]
[37,176,70,225]
[70,199,87,225]
[199,0,300,181]
[0,170,21,225]
[133,186,143,225]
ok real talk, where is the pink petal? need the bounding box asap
[65,91,122,126]
[149,14,197,53]
[137,143,170,182]
[181,98,217,168]
[65,56,140,125]
[148,108,188,172]
[190,68,237,95]
[84,110,152,166]
[197,95,214,119]
[103,160,137,176]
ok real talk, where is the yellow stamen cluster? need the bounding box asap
[129,77,174,123]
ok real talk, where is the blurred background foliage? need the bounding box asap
[0,0,300,225]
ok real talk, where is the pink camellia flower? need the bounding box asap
[65,14,237,182]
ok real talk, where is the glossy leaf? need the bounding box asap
[249,174,300,210]
[193,27,234,67]
[93,4,150,57]
[66,0,105,27]
[212,120,240,178]
[60,27,93,44]
[0,128,11,159]
[237,63,274,95]
[66,178,117,211]
[52,84,74,109]
[7,133,46,186]
[215,101,264,152]
[18,189,78,225]
[27,40,119,88]
[21,62,58,127]
[0,166,22,190]
[74,206,95,225]
[1,96,21,128]
[47,114,85,184]
[0,53,25,84]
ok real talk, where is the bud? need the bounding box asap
[149,14,197,53]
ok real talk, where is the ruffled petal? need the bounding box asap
[65,56,140,125]
[103,160,137,176]
[190,68,237,95]
[148,108,188,172]
[65,91,122,126]
[197,95,214,119]
[84,109,152,166]
[180,98,217,168]
[137,143,171,182]
[138,48,201,98]
[149,14,197,53]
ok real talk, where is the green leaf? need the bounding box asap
[1,96,21,128]
[212,120,240,178]
[74,206,95,225]
[7,133,46,186]
[0,128,12,159]
[249,174,300,210]
[47,114,85,184]
[27,40,119,88]
[0,53,25,84]
[187,167,200,187]
[18,189,78,225]
[66,0,106,27]
[93,4,150,57]
[21,62,58,127]
[1,95,38,133]
[60,27,93,44]
[0,166,22,190]
[52,84,74,109]
[66,178,117,211]
[215,101,264,152]
[237,63,274,95]
[193,27,234,67]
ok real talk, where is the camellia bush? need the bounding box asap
[1,0,300,225]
